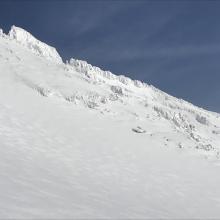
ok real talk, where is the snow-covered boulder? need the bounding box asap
[132,126,146,133]
[8,25,62,64]
[196,114,209,125]
[110,85,123,96]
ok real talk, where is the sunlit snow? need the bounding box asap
[0,26,220,218]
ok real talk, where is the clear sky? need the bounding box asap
[0,0,220,112]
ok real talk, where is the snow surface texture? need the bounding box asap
[0,26,220,218]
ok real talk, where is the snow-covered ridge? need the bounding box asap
[67,58,147,89]
[1,25,220,218]
[7,26,62,64]
[0,25,218,119]
[66,58,209,115]
[2,26,147,89]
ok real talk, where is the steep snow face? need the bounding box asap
[1,26,220,218]
[8,26,62,63]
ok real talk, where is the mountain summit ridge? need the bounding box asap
[0,26,219,156]
[2,26,151,89]
[0,26,217,117]
[0,25,220,218]
[3,25,62,63]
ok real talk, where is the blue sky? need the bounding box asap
[0,0,220,112]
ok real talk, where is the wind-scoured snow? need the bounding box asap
[0,26,220,218]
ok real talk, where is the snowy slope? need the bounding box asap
[0,26,220,218]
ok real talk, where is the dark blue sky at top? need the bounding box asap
[0,0,220,112]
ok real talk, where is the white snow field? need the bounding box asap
[0,26,220,218]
